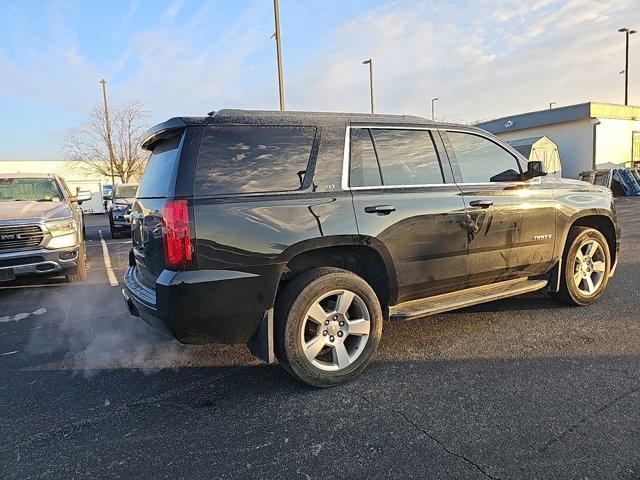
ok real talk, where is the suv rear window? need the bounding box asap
[350,128,444,187]
[194,125,316,195]
[137,133,184,198]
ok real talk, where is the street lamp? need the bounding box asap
[549,102,556,109]
[99,79,116,188]
[431,97,439,120]
[362,59,375,114]
[619,27,637,105]
[273,0,286,111]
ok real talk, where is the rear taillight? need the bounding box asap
[162,200,192,270]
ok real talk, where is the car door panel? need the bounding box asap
[441,130,556,287]
[347,126,468,303]
[460,181,556,287]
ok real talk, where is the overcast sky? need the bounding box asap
[1,0,639,160]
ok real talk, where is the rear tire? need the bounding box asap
[275,267,383,387]
[550,226,610,306]
[66,242,88,283]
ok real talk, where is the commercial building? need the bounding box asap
[477,102,640,179]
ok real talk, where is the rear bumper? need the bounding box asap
[123,266,272,344]
[0,247,79,281]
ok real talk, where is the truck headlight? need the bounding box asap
[46,219,77,237]
[44,219,78,249]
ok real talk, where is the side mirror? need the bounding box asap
[527,161,547,179]
[77,191,92,202]
[76,191,92,206]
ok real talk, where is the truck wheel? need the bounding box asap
[108,214,119,239]
[66,242,88,283]
[550,227,610,306]
[275,267,383,387]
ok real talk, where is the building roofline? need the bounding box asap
[477,102,640,134]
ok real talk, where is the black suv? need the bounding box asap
[123,110,620,386]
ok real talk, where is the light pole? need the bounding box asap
[549,102,556,109]
[619,27,637,105]
[431,97,439,120]
[99,79,116,188]
[362,59,375,114]
[273,0,286,111]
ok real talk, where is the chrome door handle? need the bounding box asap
[364,205,397,215]
[469,200,493,208]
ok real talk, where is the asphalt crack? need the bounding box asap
[538,385,640,453]
[346,389,498,480]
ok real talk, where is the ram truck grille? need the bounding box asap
[0,225,45,251]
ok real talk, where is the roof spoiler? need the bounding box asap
[140,117,188,151]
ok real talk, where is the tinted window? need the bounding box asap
[194,125,316,195]
[350,128,382,187]
[138,133,183,198]
[447,132,521,183]
[350,128,443,187]
[371,129,442,185]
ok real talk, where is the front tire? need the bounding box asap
[550,226,610,306]
[66,242,88,283]
[275,267,383,387]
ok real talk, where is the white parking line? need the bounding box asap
[1,351,18,356]
[98,229,119,287]
[0,307,47,323]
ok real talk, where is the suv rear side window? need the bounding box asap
[138,133,184,198]
[194,125,316,195]
[350,128,443,187]
[446,132,521,183]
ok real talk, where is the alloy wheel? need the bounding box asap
[573,238,606,296]
[300,289,371,371]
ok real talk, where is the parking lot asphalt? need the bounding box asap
[1,202,639,480]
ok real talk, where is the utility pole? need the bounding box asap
[619,27,637,105]
[431,97,439,120]
[273,0,286,111]
[362,59,375,113]
[99,79,117,188]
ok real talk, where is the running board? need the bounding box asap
[389,278,548,321]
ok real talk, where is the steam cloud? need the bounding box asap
[25,301,191,376]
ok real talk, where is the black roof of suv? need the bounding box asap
[141,109,468,150]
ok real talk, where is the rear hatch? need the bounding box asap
[131,132,187,288]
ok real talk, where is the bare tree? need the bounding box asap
[62,101,148,183]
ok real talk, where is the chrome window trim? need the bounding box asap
[341,125,351,191]
[341,124,530,191]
